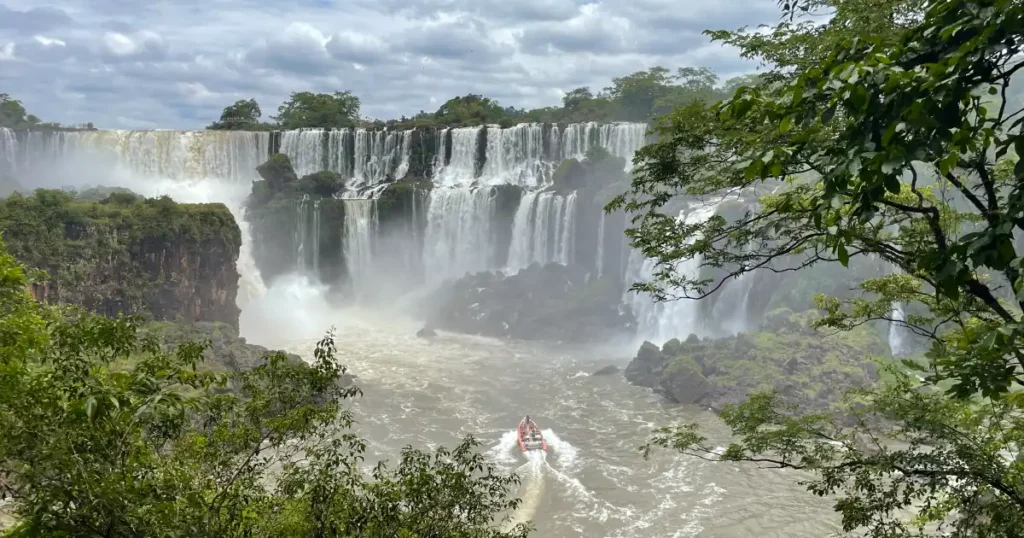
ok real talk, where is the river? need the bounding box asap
[237,274,842,538]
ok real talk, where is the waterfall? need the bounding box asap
[557,192,577,264]
[3,130,270,182]
[434,126,481,186]
[479,123,548,187]
[352,129,411,188]
[0,127,16,177]
[423,187,495,283]
[279,129,327,177]
[889,302,910,356]
[626,201,722,345]
[506,191,578,270]
[312,199,321,276]
[595,211,606,278]
[599,123,648,169]
[560,122,597,160]
[327,129,353,178]
[343,199,378,292]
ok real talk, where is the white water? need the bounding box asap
[596,211,606,278]
[480,123,548,187]
[423,187,496,284]
[294,195,321,278]
[626,202,722,345]
[507,191,579,269]
[435,127,482,187]
[0,127,16,177]
[889,302,910,356]
[342,199,378,295]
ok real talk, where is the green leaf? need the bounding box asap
[837,242,850,266]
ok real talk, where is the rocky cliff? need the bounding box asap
[426,262,636,342]
[0,188,242,328]
[624,309,888,414]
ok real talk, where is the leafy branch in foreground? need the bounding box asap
[610,0,1024,397]
[0,235,529,537]
[616,0,1024,535]
[642,371,1024,537]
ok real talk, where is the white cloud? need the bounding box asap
[0,0,778,129]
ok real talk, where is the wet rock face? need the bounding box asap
[592,365,620,376]
[425,262,636,343]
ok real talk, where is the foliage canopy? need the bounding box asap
[0,235,530,537]
[613,0,1024,535]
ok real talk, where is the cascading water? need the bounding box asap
[0,127,16,177]
[506,191,578,270]
[434,126,482,187]
[599,123,648,168]
[595,211,606,278]
[5,130,270,182]
[280,129,326,177]
[423,187,496,284]
[343,199,378,294]
[626,201,723,345]
[480,123,548,187]
[889,302,911,356]
[353,129,411,188]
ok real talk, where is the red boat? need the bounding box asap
[517,416,547,452]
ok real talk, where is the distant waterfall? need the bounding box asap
[595,211,606,278]
[294,195,321,278]
[1,130,270,182]
[626,202,722,345]
[507,191,578,270]
[342,199,378,291]
[0,127,16,177]
[423,187,496,283]
[279,129,326,177]
[435,127,482,187]
[327,129,353,178]
[352,129,411,188]
[889,302,911,356]
[480,123,548,187]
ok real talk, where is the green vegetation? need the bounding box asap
[0,237,530,537]
[627,310,888,414]
[0,93,94,130]
[614,0,1024,534]
[201,65,746,132]
[250,153,344,205]
[0,189,242,326]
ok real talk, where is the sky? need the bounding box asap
[0,0,781,130]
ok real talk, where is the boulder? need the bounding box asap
[592,365,620,376]
[416,327,437,338]
[425,263,636,343]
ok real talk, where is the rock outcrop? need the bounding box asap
[0,189,243,328]
[592,365,620,376]
[426,262,635,342]
[625,310,888,413]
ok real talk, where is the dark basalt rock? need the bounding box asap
[425,262,635,343]
[592,365,620,376]
[623,310,888,415]
[416,327,437,338]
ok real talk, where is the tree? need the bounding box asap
[0,94,33,128]
[611,0,1024,534]
[207,98,264,130]
[604,67,676,121]
[273,91,361,130]
[562,87,595,110]
[0,236,531,537]
[433,94,508,126]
